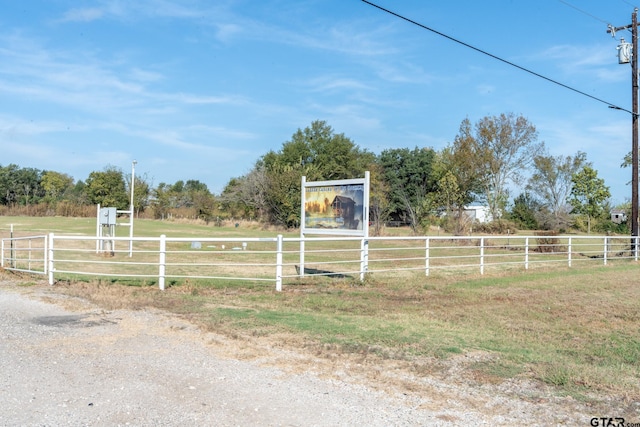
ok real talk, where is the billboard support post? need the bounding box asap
[300,176,306,277]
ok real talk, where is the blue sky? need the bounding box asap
[0,1,638,204]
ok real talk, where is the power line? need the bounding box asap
[558,0,635,43]
[620,0,639,9]
[557,0,609,25]
[361,0,635,116]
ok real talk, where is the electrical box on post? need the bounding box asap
[100,207,117,226]
[618,38,632,64]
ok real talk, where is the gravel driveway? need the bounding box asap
[0,279,598,426]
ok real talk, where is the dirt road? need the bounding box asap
[0,279,599,426]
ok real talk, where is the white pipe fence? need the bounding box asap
[1,235,48,275]
[1,233,639,291]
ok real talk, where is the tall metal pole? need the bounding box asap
[632,9,639,240]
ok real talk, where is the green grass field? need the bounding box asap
[2,215,639,409]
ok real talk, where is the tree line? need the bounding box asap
[0,114,623,234]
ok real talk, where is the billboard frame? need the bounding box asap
[300,172,370,237]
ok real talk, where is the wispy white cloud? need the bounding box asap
[170,93,246,105]
[129,68,164,83]
[206,7,399,57]
[57,0,207,23]
[183,124,257,140]
[305,76,371,93]
[0,115,77,136]
[313,24,400,56]
[476,83,496,95]
[538,44,612,67]
[141,0,205,19]
[59,7,105,23]
[0,32,248,121]
[371,60,437,85]
[528,43,625,82]
[214,23,242,42]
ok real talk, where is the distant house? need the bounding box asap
[463,205,493,223]
[611,209,627,224]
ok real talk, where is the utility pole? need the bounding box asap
[609,8,639,243]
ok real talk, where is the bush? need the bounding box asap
[595,220,629,235]
[472,220,519,235]
[534,231,566,253]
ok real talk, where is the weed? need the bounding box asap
[540,364,572,387]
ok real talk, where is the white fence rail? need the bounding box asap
[1,233,638,291]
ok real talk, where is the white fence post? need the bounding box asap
[425,238,430,276]
[47,233,55,285]
[480,237,484,275]
[636,236,639,262]
[276,234,283,292]
[96,204,100,254]
[603,237,608,266]
[524,237,529,270]
[359,238,368,282]
[299,238,305,278]
[566,237,571,267]
[43,234,48,275]
[158,234,166,291]
[10,224,14,268]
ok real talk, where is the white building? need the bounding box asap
[463,205,493,223]
[610,209,627,224]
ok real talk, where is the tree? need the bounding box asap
[153,179,216,220]
[183,180,210,207]
[508,192,540,230]
[15,167,43,208]
[368,162,391,236]
[84,166,129,209]
[225,120,372,227]
[152,182,173,219]
[167,180,188,208]
[431,120,483,234]
[0,164,42,206]
[41,171,74,204]
[263,163,305,227]
[221,168,268,221]
[281,120,374,180]
[224,160,309,227]
[192,190,216,223]
[125,171,151,216]
[528,151,586,230]
[184,180,215,222]
[570,165,611,233]
[377,147,437,233]
[0,164,18,205]
[68,180,89,205]
[472,113,544,221]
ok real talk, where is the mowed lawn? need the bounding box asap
[2,216,639,406]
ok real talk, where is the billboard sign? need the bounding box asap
[301,174,369,236]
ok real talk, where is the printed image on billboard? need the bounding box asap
[304,184,364,231]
